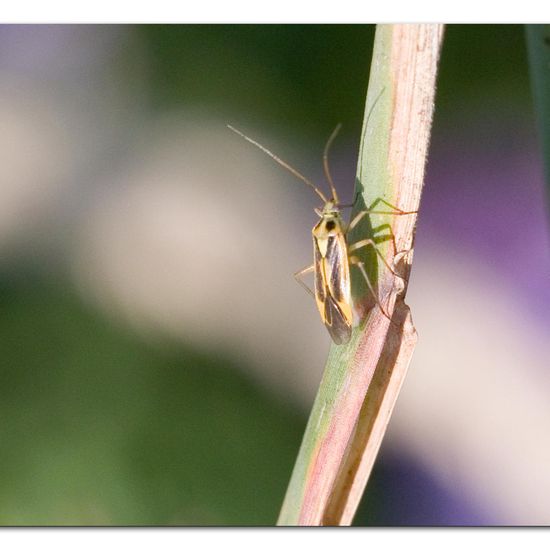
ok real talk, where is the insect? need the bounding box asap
[227,123,414,345]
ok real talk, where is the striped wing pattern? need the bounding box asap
[313,234,353,345]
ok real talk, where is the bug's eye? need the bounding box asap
[325,220,336,231]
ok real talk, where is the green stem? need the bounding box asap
[277,24,444,526]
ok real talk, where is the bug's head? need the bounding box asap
[315,199,340,218]
[313,203,343,238]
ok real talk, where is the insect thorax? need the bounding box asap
[312,210,344,240]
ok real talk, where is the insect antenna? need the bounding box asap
[227,125,329,203]
[358,87,386,185]
[323,123,342,205]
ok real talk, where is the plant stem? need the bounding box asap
[277,23,444,526]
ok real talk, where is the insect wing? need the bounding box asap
[313,233,353,345]
[313,240,327,315]
[325,233,352,321]
[324,295,352,345]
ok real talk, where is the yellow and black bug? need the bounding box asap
[228,124,413,345]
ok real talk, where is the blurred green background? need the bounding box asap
[0,24,540,525]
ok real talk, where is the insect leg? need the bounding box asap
[347,210,368,232]
[347,203,417,232]
[294,264,315,298]
[338,192,360,209]
[348,238,399,279]
[349,256,391,321]
[370,222,399,257]
[367,197,418,215]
